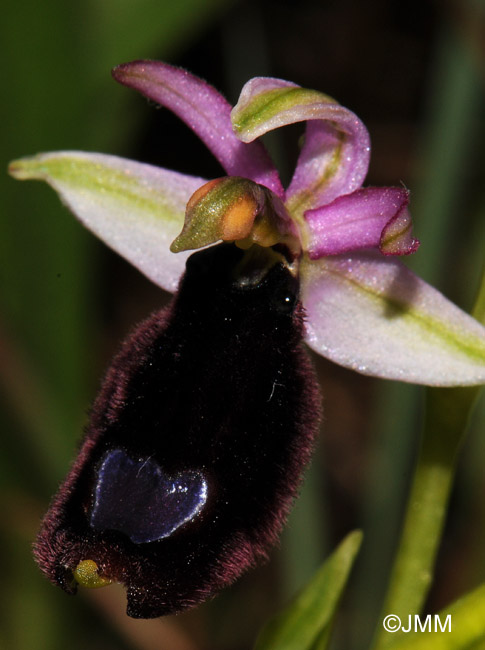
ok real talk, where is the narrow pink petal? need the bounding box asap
[380,207,420,255]
[112,61,283,196]
[304,187,419,258]
[231,77,370,214]
[300,252,485,386]
[287,118,370,213]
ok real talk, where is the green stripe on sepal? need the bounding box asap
[8,151,205,293]
[232,87,335,142]
[9,154,180,220]
[301,252,485,386]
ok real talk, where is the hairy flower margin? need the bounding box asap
[9,60,485,386]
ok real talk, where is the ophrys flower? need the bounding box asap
[8,61,485,618]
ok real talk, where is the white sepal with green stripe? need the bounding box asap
[9,151,206,293]
[301,251,485,386]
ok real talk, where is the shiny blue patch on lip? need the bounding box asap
[90,449,208,544]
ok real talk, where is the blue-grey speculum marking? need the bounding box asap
[90,449,208,543]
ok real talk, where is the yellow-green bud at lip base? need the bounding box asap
[170,176,300,255]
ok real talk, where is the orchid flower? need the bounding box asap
[8,61,485,619]
[10,61,485,386]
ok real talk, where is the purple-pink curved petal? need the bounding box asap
[112,61,283,196]
[304,187,419,258]
[231,77,370,214]
[287,118,370,213]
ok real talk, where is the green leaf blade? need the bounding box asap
[254,530,363,650]
[388,584,485,650]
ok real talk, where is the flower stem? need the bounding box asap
[371,271,485,649]
[373,387,479,650]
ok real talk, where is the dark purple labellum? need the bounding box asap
[34,243,321,618]
[90,449,208,543]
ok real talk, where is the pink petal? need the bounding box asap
[112,61,283,196]
[304,187,419,258]
[300,252,485,386]
[231,77,370,214]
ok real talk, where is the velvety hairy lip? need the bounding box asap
[34,244,321,618]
